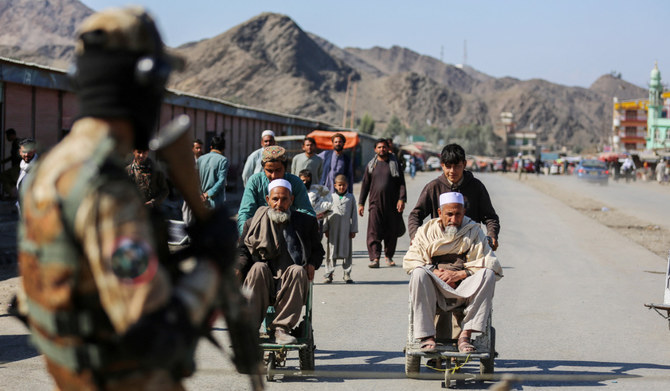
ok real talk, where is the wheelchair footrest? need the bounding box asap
[406,342,491,360]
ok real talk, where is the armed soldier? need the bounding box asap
[15,7,228,390]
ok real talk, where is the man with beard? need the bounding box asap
[192,138,204,161]
[403,192,503,353]
[319,133,353,193]
[237,145,314,234]
[358,139,406,268]
[238,179,324,344]
[291,136,323,182]
[15,138,38,214]
[407,143,500,348]
[126,148,169,209]
[408,143,499,249]
[242,130,276,186]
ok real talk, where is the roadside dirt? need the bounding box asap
[519,174,669,259]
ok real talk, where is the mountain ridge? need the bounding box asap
[0,1,650,152]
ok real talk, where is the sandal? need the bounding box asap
[368,259,380,268]
[420,336,437,352]
[385,258,396,267]
[457,336,476,353]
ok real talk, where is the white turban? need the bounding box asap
[439,192,463,206]
[268,178,292,194]
[261,130,275,138]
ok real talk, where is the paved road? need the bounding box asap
[2,170,670,390]
[535,173,670,230]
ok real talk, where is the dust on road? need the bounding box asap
[518,173,668,258]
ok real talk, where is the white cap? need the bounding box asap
[439,192,464,206]
[268,179,292,194]
[261,130,275,138]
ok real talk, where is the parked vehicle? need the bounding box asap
[425,156,441,171]
[576,159,609,185]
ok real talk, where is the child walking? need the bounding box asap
[323,174,358,283]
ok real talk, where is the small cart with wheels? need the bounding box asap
[645,251,670,330]
[261,282,315,381]
[404,301,496,388]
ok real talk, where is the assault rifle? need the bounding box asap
[150,115,263,390]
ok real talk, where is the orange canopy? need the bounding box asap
[307,130,359,150]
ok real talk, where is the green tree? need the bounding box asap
[359,113,375,134]
[384,115,406,138]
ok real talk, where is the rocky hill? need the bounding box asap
[0,0,652,152]
[170,13,357,119]
[0,0,91,68]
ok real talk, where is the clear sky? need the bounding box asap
[81,0,670,89]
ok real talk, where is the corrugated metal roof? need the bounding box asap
[0,56,353,131]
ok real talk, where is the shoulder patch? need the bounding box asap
[111,237,158,284]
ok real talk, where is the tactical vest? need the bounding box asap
[18,138,138,375]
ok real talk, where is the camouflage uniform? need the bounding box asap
[17,7,218,391]
[126,157,169,207]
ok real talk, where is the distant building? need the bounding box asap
[612,63,670,152]
[498,112,537,157]
[646,63,670,150]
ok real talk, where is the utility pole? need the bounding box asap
[342,74,352,127]
[349,82,358,129]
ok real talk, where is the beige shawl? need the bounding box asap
[243,206,283,261]
[402,216,503,280]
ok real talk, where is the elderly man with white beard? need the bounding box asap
[238,179,324,345]
[403,192,503,353]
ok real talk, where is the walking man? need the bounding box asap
[319,133,353,193]
[358,139,407,268]
[242,129,276,186]
[182,138,205,224]
[15,138,38,214]
[291,136,323,181]
[198,135,229,208]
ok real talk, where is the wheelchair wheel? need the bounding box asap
[405,353,420,378]
[266,351,276,382]
[299,327,315,370]
[479,327,496,375]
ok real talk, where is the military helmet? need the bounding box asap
[71,7,184,149]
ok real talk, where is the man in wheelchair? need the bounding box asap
[238,179,324,345]
[403,192,503,353]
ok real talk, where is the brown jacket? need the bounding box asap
[408,171,500,240]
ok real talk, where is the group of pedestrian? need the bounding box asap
[10,6,505,388]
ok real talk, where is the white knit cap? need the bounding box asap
[261,130,275,138]
[439,192,464,206]
[268,178,292,194]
